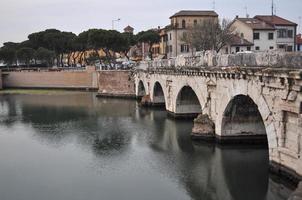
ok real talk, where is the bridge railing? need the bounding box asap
[139,51,302,70]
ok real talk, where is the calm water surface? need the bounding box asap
[0,92,294,200]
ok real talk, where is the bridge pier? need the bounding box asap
[288,182,302,200]
[0,70,2,89]
[191,114,216,141]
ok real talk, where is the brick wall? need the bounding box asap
[3,70,98,90]
[98,70,135,97]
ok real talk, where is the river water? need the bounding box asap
[0,92,295,200]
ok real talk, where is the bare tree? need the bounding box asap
[181,18,234,53]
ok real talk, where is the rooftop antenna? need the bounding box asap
[271,0,274,16]
[299,16,302,33]
[212,0,216,10]
[274,3,277,15]
[244,6,249,18]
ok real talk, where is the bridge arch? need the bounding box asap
[137,80,147,97]
[174,86,202,117]
[217,92,278,152]
[221,95,267,140]
[152,81,166,107]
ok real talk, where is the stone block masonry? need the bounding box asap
[97,70,136,98]
[136,66,302,184]
[2,68,98,90]
[0,70,2,89]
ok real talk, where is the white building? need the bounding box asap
[255,15,297,51]
[230,15,297,52]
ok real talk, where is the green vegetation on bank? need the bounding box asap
[0,29,160,68]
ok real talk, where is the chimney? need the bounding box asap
[236,15,239,19]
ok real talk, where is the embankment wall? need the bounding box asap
[2,69,98,90]
[97,70,135,97]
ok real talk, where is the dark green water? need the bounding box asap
[0,92,294,200]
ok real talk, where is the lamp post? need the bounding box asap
[112,18,121,30]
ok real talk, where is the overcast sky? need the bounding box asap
[0,0,301,46]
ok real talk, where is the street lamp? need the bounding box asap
[112,18,121,30]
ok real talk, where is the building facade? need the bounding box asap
[230,15,297,52]
[222,34,254,54]
[164,10,218,58]
[255,15,297,51]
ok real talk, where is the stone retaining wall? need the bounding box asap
[97,70,135,97]
[2,68,98,90]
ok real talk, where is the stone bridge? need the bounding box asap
[135,65,302,183]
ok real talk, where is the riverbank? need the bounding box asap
[0,89,92,95]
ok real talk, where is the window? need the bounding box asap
[169,45,173,52]
[278,45,285,49]
[181,44,189,53]
[288,30,293,38]
[253,32,260,40]
[183,32,187,39]
[255,46,260,51]
[269,46,274,50]
[236,47,240,52]
[277,29,287,38]
[225,47,229,54]
[247,46,251,51]
[268,33,274,40]
[169,33,172,40]
[240,33,244,38]
[194,20,198,26]
[287,46,293,52]
[182,20,186,29]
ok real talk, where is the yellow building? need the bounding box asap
[164,10,219,58]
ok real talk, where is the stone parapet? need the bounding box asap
[139,51,302,69]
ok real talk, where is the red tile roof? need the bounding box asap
[124,25,134,33]
[170,10,218,19]
[236,18,275,30]
[254,15,297,26]
[229,34,253,46]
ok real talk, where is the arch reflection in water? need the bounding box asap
[148,105,292,200]
[0,93,293,200]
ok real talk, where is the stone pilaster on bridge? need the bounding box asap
[0,70,2,89]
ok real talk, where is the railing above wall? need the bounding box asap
[137,51,302,70]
